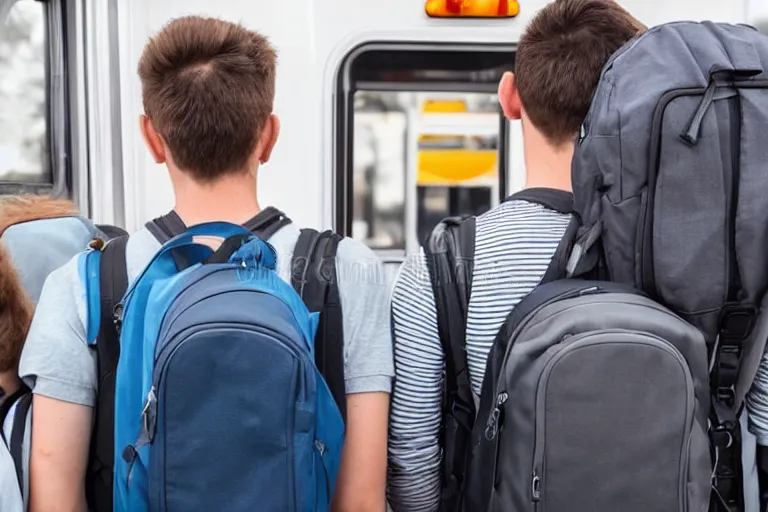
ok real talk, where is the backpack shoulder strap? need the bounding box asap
[243,207,292,240]
[95,224,128,240]
[85,234,129,512]
[291,228,346,422]
[505,187,574,215]
[423,214,475,508]
[504,188,596,285]
[145,211,187,245]
[9,392,31,491]
[0,386,30,447]
[146,207,292,245]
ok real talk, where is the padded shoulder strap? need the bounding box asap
[96,224,128,240]
[505,187,574,215]
[145,211,187,245]
[243,207,292,240]
[423,215,476,510]
[505,188,583,285]
[85,235,129,512]
[291,229,346,422]
[146,207,292,245]
[541,217,580,284]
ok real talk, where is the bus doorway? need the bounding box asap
[335,43,517,262]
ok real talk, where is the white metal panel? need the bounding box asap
[109,0,747,232]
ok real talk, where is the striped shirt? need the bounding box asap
[386,197,571,511]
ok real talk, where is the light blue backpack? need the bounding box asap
[82,222,344,512]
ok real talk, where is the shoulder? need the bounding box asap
[18,252,95,405]
[125,228,162,281]
[479,197,571,220]
[335,236,388,285]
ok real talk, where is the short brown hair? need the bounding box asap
[138,16,277,182]
[515,0,646,145]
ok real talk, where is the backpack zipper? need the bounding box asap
[315,439,330,508]
[484,392,508,441]
[640,80,768,298]
[532,470,541,510]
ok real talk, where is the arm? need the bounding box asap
[28,396,92,512]
[387,251,443,512]
[332,392,390,512]
[17,257,98,512]
[331,240,394,512]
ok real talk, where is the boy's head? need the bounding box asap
[499,0,646,148]
[137,16,279,183]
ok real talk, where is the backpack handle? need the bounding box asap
[120,222,258,305]
[705,22,763,78]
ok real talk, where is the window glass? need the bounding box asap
[350,89,503,253]
[340,45,513,257]
[0,0,48,183]
[352,91,408,251]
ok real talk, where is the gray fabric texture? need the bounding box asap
[486,287,710,512]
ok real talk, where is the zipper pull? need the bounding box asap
[122,444,138,489]
[532,471,541,502]
[138,386,157,446]
[484,392,508,441]
[681,79,717,146]
[315,439,326,456]
[113,303,124,334]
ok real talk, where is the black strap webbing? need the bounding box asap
[145,211,187,244]
[145,207,291,245]
[10,391,32,490]
[424,215,476,512]
[541,216,579,284]
[86,235,129,512]
[291,229,347,421]
[0,385,29,446]
[96,224,129,240]
[505,187,574,215]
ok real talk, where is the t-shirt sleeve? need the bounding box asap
[18,254,97,407]
[335,238,394,394]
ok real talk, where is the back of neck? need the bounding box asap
[171,171,261,227]
[523,128,574,192]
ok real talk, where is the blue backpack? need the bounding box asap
[82,222,344,512]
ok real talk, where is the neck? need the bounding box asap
[0,372,20,399]
[522,125,574,192]
[171,169,261,226]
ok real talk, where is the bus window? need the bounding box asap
[335,44,515,259]
[0,0,69,196]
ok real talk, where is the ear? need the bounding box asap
[498,71,522,121]
[256,114,281,164]
[139,115,166,164]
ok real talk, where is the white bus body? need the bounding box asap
[1,0,766,267]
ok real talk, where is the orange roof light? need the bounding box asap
[426,0,520,18]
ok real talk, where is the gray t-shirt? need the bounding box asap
[18,221,394,407]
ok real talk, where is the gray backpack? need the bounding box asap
[427,20,768,512]
[566,20,768,512]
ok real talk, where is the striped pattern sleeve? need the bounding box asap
[385,199,571,511]
[387,249,443,512]
[464,200,571,393]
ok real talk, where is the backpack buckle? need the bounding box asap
[711,422,735,449]
[718,305,757,342]
[716,386,736,407]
